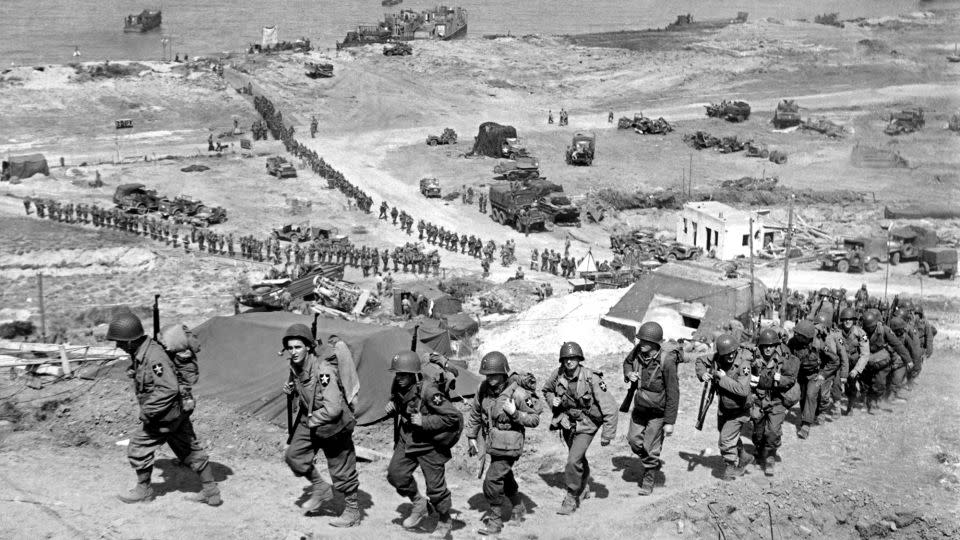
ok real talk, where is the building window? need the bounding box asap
[742,234,749,246]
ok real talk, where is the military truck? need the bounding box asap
[820,237,889,273]
[113,183,160,213]
[888,225,938,265]
[884,108,924,135]
[501,137,529,159]
[192,205,228,225]
[488,184,547,232]
[383,42,412,56]
[918,247,957,279]
[419,177,441,198]
[425,128,457,146]
[706,100,751,122]
[159,195,205,218]
[565,132,595,166]
[305,62,334,78]
[771,100,801,128]
[267,156,297,178]
[493,156,540,181]
[526,179,580,227]
[272,223,346,243]
[744,141,770,158]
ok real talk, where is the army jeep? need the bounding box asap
[419,177,441,198]
[267,156,297,178]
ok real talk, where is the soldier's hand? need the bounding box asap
[714,369,726,381]
[306,414,321,428]
[848,370,859,379]
[552,397,561,408]
[907,362,914,369]
[410,412,423,426]
[627,371,639,383]
[126,368,136,379]
[600,438,611,447]
[815,374,825,383]
[384,401,396,415]
[664,424,674,436]
[750,375,760,387]
[773,372,781,382]
[282,381,294,395]
[502,398,517,415]
[468,439,479,457]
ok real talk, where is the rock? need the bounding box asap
[537,455,564,475]
[0,308,32,325]
[855,518,890,538]
[889,510,918,528]
[797,524,813,536]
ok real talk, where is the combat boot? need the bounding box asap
[764,456,776,477]
[117,468,155,504]
[433,512,453,538]
[330,491,361,528]
[557,491,578,515]
[301,468,334,513]
[638,468,655,496]
[721,461,740,481]
[187,464,222,507]
[509,494,527,522]
[797,424,811,439]
[477,509,503,535]
[403,494,430,529]
[737,449,755,471]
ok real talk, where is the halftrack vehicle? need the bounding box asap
[113,183,160,214]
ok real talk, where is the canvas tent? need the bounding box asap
[394,283,462,319]
[575,251,598,275]
[470,122,517,158]
[191,312,480,427]
[601,263,765,341]
[262,26,280,48]
[2,154,49,181]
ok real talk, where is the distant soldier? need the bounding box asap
[839,308,870,415]
[548,110,554,124]
[310,116,318,138]
[608,111,614,123]
[530,249,539,271]
[22,197,31,215]
[391,206,399,225]
[481,258,490,278]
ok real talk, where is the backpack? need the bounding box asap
[158,323,201,388]
[421,353,460,399]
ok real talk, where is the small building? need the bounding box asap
[676,201,770,261]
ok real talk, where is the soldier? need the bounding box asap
[608,111,614,123]
[530,249,539,271]
[622,322,679,494]
[106,311,221,506]
[695,334,755,480]
[886,317,918,403]
[541,250,549,272]
[854,284,869,311]
[548,110,554,124]
[310,115,318,138]
[812,313,847,421]
[542,342,617,514]
[909,306,936,384]
[22,197,31,215]
[788,320,838,439]
[460,234,468,254]
[481,257,490,278]
[384,351,462,538]
[197,231,205,252]
[750,327,800,476]
[380,201,389,220]
[860,309,911,412]
[281,324,361,527]
[466,352,541,535]
[839,308,870,415]
[381,248,390,271]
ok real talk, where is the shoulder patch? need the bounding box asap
[152,363,164,377]
[598,380,608,392]
[524,397,534,408]
[320,373,331,387]
[431,393,444,406]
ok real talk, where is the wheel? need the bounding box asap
[667,253,678,261]
[530,171,539,179]
[901,244,918,259]
[836,259,850,273]
[865,258,880,273]
[890,251,900,265]
[761,149,769,158]
[919,262,929,275]
[137,203,147,214]
[289,234,300,243]
[428,139,438,146]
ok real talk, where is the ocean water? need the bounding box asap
[1,0,919,65]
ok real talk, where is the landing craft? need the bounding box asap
[124,9,162,33]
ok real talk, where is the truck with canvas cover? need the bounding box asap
[771,100,801,128]
[705,100,751,122]
[2,154,49,181]
[820,237,888,273]
[493,156,540,181]
[267,156,297,178]
[425,128,457,146]
[887,225,938,265]
[918,247,957,279]
[884,108,924,135]
[419,177,441,198]
[470,122,518,158]
[565,132,595,166]
[113,183,160,213]
[488,184,547,231]
[526,179,580,227]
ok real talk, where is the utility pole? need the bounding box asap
[37,272,47,341]
[779,196,794,322]
[749,216,756,317]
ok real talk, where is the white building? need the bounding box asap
[676,201,770,260]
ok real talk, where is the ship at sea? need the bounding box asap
[124,9,162,33]
[338,6,467,49]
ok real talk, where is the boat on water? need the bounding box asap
[381,0,402,6]
[666,11,748,31]
[338,5,467,48]
[124,9,162,33]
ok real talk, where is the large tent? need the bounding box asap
[192,312,480,426]
[2,154,49,181]
[470,122,517,158]
[393,283,462,318]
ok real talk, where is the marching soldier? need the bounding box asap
[384,351,462,538]
[839,308,870,415]
[542,342,617,514]
[788,320,839,439]
[886,317,919,403]
[860,309,911,412]
[281,324,361,527]
[622,321,679,494]
[466,352,541,535]
[106,311,222,507]
[750,327,800,476]
[695,334,755,480]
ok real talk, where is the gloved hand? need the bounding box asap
[816,374,825,384]
[306,413,321,428]
[627,371,639,383]
[552,397,561,408]
[907,362,914,369]
[410,412,423,426]
[282,381,294,395]
[714,369,725,381]
[773,372,781,382]
[664,424,674,436]
[468,439,479,456]
[502,398,517,415]
[384,401,396,415]
[750,375,760,387]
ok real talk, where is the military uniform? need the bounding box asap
[695,347,755,472]
[862,323,911,407]
[623,344,680,475]
[750,348,800,468]
[284,345,360,502]
[541,366,617,501]
[789,334,839,430]
[841,324,870,412]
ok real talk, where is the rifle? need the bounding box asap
[695,358,716,431]
[619,347,640,413]
[476,428,488,480]
[286,392,296,444]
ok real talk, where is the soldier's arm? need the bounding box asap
[885,328,912,363]
[716,365,750,398]
[309,366,344,425]
[463,391,484,439]
[906,332,922,364]
[694,354,711,381]
[924,324,936,357]
[663,355,680,425]
[589,377,618,441]
[541,371,559,405]
[139,347,181,422]
[419,389,461,432]
[818,339,841,379]
[505,389,541,428]
[622,348,637,382]
[854,331,871,373]
[777,355,801,390]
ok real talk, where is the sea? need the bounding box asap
[1,0,923,66]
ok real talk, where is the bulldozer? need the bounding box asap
[705,100,751,122]
[565,132,595,166]
[772,100,801,128]
[493,156,540,181]
[884,108,924,135]
[425,128,457,146]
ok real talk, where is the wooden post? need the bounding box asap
[37,272,47,342]
[59,344,72,377]
[749,217,756,317]
[779,197,794,322]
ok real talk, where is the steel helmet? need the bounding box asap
[636,321,664,345]
[818,287,830,297]
[888,317,906,332]
[915,305,924,316]
[794,320,816,340]
[840,308,858,321]
[282,323,314,349]
[559,342,584,362]
[813,313,829,326]
[757,327,781,347]
[715,334,739,356]
[862,309,881,329]
[106,311,145,342]
[479,351,510,375]
[389,350,422,373]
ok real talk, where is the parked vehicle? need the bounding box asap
[267,156,297,178]
[419,177,441,198]
[821,237,888,273]
[488,183,547,231]
[113,183,160,213]
[425,128,457,146]
[918,247,957,279]
[565,132,595,166]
